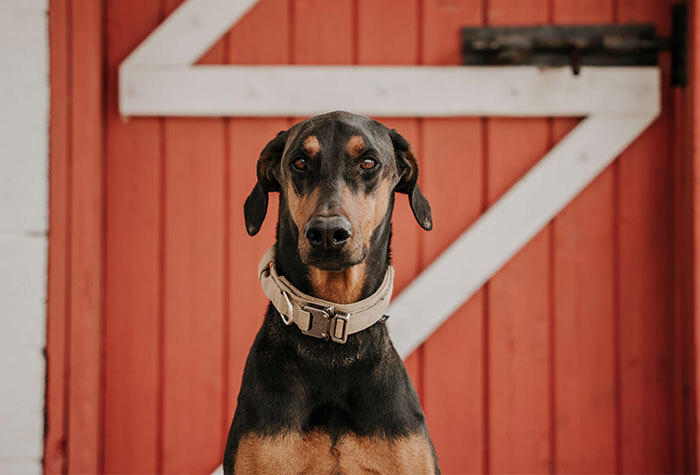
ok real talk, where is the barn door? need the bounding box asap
[47,0,693,473]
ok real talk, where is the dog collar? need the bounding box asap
[258,247,394,344]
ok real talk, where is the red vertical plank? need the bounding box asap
[162,115,225,473]
[226,0,290,426]
[671,79,696,475]
[552,137,617,475]
[616,1,673,472]
[161,2,225,472]
[293,0,353,65]
[103,0,162,472]
[46,0,69,472]
[356,0,423,396]
[421,1,484,473]
[676,5,698,470]
[485,2,553,473]
[552,1,617,473]
[616,121,672,473]
[693,0,700,470]
[421,118,484,474]
[66,1,104,472]
[357,0,417,65]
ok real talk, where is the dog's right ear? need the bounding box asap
[244,130,288,236]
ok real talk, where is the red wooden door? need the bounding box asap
[46,0,694,473]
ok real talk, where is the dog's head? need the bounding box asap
[244,111,432,271]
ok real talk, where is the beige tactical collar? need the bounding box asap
[258,247,394,344]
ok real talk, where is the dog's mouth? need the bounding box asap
[303,247,367,272]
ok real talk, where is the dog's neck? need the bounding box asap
[274,197,393,305]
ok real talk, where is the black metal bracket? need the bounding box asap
[462,1,687,87]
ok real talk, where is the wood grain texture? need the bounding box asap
[486,119,551,474]
[46,0,69,472]
[552,0,617,472]
[616,1,673,472]
[421,1,484,472]
[421,118,484,474]
[160,2,225,473]
[294,0,353,65]
[671,83,696,475]
[162,115,226,472]
[552,122,618,475]
[692,1,700,471]
[485,1,552,472]
[66,1,104,472]
[103,0,163,472]
[47,1,689,474]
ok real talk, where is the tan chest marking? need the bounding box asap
[309,262,366,304]
[234,431,435,475]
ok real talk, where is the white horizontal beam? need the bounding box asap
[119,66,659,117]
[386,110,659,358]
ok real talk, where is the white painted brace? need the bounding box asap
[258,247,394,343]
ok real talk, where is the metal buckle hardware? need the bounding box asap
[279,291,293,325]
[330,311,350,344]
[301,303,351,344]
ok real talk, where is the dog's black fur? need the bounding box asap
[223,111,439,474]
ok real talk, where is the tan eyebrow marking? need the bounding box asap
[346,135,366,158]
[303,135,320,157]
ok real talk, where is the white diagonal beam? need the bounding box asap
[122,0,258,67]
[386,110,660,358]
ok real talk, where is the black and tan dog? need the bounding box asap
[223,111,439,474]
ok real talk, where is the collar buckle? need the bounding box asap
[301,303,350,344]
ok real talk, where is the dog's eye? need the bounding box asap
[293,158,308,171]
[360,158,376,170]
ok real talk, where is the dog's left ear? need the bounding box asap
[389,129,433,231]
[244,130,289,236]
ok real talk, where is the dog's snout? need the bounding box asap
[304,216,352,251]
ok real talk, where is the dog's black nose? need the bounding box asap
[304,216,352,251]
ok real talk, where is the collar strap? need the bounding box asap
[258,247,394,344]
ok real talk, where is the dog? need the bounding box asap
[223,111,439,474]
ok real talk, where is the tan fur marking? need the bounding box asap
[234,431,436,474]
[303,135,321,157]
[345,179,391,250]
[309,262,367,304]
[286,183,320,261]
[336,433,436,474]
[286,183,319,232]
[307,180,391,303]
[346,135,366,158]
[234,431,336,474]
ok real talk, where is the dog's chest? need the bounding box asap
[234,430,435,474]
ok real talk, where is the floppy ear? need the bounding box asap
[389,129,433,231]
[244,130,288,236]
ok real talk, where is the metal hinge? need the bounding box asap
[462,1,688,87]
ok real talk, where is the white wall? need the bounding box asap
[0,0,49,473]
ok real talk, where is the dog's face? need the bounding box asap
[244,111,432,271]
